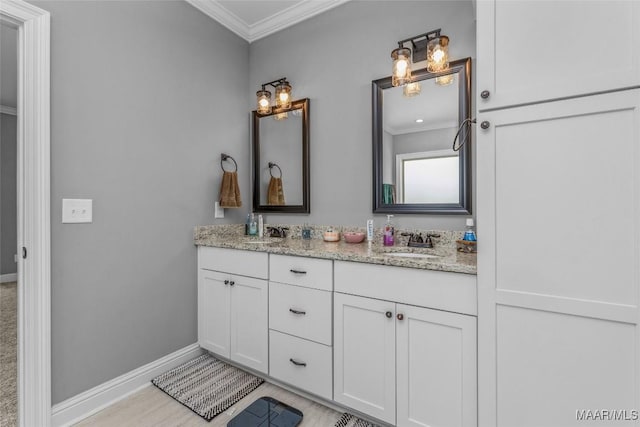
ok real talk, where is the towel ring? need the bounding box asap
[268,162,282,179]
[221,153,237,172]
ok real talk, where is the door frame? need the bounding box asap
[0,1,51,426]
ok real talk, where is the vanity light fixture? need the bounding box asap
[403,82,422,97]
[391,29,451,87]
[256,77,293,115]
[435,74,454,86]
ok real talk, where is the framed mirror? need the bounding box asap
[372,57,471,214]
[252,98,310,213]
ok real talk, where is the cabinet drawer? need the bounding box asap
[269,282,332,345]
[334,261,477,316]
[269,330,332,400]
[198,246,268,279]
[269,254,332,291]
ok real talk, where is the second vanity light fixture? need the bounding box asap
[256,77,292,115]
[391,28,450,89]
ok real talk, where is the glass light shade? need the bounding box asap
[403,82,422,97]
[391,47,412,87]
[274,112,288,121]
[257,90,272,114]
[427,35,449,73]
[435,74,454,86]
[275,82,292,109]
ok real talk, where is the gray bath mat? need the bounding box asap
[334,413,382,427]
[151,353,264,421]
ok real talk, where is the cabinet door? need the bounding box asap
[198,270,230,358]
[477,0,640,111]
[229,275,268,374]
[334,293,396,424]
[396,305,477,427]
[477,91,640,426]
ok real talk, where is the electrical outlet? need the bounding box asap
[214,202,225,219]
[62,199,93,223]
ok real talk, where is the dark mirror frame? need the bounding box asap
[252,98,310,213]
[372,57,472,215]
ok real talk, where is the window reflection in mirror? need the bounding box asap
[373,57,471,214]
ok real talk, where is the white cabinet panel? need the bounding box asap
[334,293,396,424]
[230,276,268,374]
[496,306,637,427]
[484,90,640,306]
[269,330,333,400]
[198,270,230,357]
[269,282,332,345]
[397,305,477,427]
[477,0,640,110]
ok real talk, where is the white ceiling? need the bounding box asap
[384,73,460,135]
[185,0,351,43]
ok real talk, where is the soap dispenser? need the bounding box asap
[383,215,395,246]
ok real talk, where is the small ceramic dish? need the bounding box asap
[323,231,340,242]
[343,232,366,243]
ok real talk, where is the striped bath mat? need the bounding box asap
[151,354,264,421]
[334,413,382,427]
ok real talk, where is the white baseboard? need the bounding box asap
[51,343,203,427]
[0,273,17,283]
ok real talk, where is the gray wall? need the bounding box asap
[1,24,18,276]
[249,0,476,230]
[30,0,249,403]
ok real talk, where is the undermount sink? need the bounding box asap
[384,252,441,259]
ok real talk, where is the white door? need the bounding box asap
[334,293,396,424]
[198,269,231,358]
[229,275,268,373]
[476,0,640,111]
[477,90,640,426]
[396,304,477,427]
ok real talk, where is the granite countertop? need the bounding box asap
[194,225,476,275]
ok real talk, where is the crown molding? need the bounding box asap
[185,0,351,43]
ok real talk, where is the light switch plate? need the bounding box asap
[214,201,225,219]
[62,199,93,223]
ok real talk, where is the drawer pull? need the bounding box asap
[289,358,307,367]
[289,308,307,315]
[289,269,307,274]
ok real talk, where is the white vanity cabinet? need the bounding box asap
[334,262,477,427]
[476,0,640,111]
[268,254,333,400]
[198,247,269,374]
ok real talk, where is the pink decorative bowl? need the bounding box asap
[343,232,366,243]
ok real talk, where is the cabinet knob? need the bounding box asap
[224,280,229,285]
[480,121,491,130]
[229,280,235,286]
[480,90,490,99]
[289,358,307,367]
[397,313,404,321]
[385,311,393,318]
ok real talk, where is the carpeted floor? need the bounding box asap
[0,282,17,427]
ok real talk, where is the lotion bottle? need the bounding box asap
[383,215,395,246]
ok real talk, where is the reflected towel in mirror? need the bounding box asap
[219,171,242,208]
[267,177,285,205]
